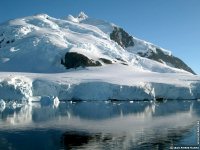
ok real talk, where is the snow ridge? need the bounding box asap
[0,12,190,74]
[0,12,199,103]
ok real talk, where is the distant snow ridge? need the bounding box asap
[0,12,199,103]
[67,12,88,23]
[78,12,88,21]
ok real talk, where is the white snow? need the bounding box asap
[66,12,88,23]
[126,37,172,57]
[0,12,199,102]
[0,12,179,73]
[77,12,88,21]
[0,64,199,102]
[0,99,6,112]
[0,75,32,101]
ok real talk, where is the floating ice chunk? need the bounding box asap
[105,100,110,104]
[12,102,17,109]
[7,101,17,109]
[29,96,42,102]
[0,99,6,112]
[0,58,10,63]
[53,97,60,108]
[40,96,60,107]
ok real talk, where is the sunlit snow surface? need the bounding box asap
[0,13,187,73]
[0,64,200,102]
[0,13,199,102]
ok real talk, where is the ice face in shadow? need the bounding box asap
[0,100,199,150]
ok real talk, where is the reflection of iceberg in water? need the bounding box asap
[0,104,33,127]
[58,101,198,150]
[60,127,194,150]
[0,100,198,128]
[0,100,199,149]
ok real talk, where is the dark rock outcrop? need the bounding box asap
[61,52,101,69]
[99,58,112,64]
[0,32,15,49]
[110,27,134,48]
[110,26,195,74]
[139,48,196,74]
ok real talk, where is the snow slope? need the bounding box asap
[0,12,199,103]
[0,12,191,74]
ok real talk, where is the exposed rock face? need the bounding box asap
[110,27,134,48]
[99,58,112,64]
[139,48,195,74]
[0,32,15,49]
[110,27,195,74]
[61,52,101,69]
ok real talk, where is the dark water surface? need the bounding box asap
[0,100,200,150]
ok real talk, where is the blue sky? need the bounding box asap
[0,0,199,74]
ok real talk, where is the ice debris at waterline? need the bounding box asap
[40,96,60,107]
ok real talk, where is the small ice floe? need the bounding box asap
[29,96,42,102]
[6,101,17,109]
[69,100,76,104]
[40,96,60,107]
[11,102,17,109]
[105,100,110,104]
[0,99,6,112]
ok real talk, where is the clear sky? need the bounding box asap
[0,0,199,74]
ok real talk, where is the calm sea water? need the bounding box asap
[0,100,200,150]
